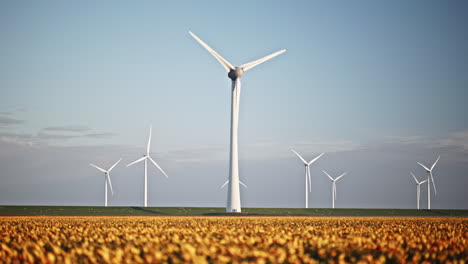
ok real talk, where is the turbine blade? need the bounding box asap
[147,126,152,155]
[420,179,428,184]
[308,153,324,165]
[148,156,168,178]
[108,158,122,172]
[189,31,235,72]
[240,181,248,189]
[410,172,419,184]
[322,170,334,181]
[240,49,287,72]
[307,167,312,192]
[335,172,346,181]
[106,174,114,196]
[430,172,437,195]
[220,180,229,189]
[127,156,146,167]
[290,149,307,164]
[417,162,431,172]
[90,164,106,173]
[431,155,440,171]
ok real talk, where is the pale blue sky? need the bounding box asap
[1,1,467,208]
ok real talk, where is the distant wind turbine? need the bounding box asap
[417,155,440,210]
[291,149,324,208]
[322,170,346,209]
[189,31,286,213]
[410,172,427,210]
[221,180,248,189]
[90,158,121,207]
[127,126,168,207]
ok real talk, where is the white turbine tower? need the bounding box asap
[417,155,440,210]
[322,170,346,209]
[189,31,286,213]
[410,172,427,210]
[89,158,121,207]
[127,126,168,207]
[291,149,324,208]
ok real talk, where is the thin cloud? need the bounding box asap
[43,125,90,132]
[382,131,468,154]
[382,135,426,145]
[16,107,27,112]
[0,116,24,126]
[37,131,116,140]
[291,139,362,153]
[37,132,77,140]
[434,131,468,152]
[0,129,116,147]
[83,133,116,139]
[0,132,35,147]
[165,145,228,163]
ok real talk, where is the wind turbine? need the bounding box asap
[322,170,346,209]
[410,172,427,210]
[189,31,286,213]
[417,155,440,210]
[291,149,324,208]
[127,126,168,207]
[89,158,121,207]
[221,180,248,189]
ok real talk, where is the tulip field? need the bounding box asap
[0,216,466,263]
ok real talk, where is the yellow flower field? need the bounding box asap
[0,216,466,263]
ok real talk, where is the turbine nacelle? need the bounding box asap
[228,67,244,80]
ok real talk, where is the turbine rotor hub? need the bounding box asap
[228,67,244,80]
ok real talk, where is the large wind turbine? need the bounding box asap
[189,31,286,212]
[322,170,346,209]
[127,126,168,207]
[291,149,324,208]
[410,172,427,210]
[417,155,440,210]
[90,158,121,207]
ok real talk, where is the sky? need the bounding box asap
[1,1,467,209]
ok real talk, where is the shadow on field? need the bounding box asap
[130,207,167,215]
